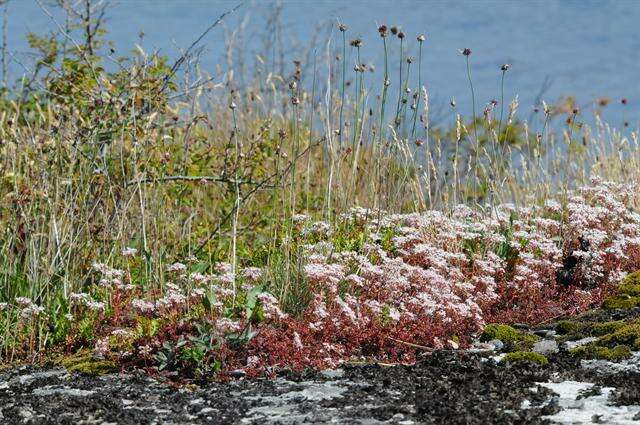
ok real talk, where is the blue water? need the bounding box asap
[6,0,640,126]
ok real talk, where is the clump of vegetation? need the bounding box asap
[554,320,582,335]
[590,321,626,337]
[602,272,640,310]
[602,296,640,310]
[570,344,632,361]
[501,351,548,366]
[619,272,640,296]
[1,2,640,379]
[480,324,539,352]
[57,352,118,376]
[597,323,640,350]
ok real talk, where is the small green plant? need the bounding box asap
[602,295,640,310]
[57,352,117,376]
[501,351,548,366]
[554,320,581,335]
[569,344,632,361]
[590,321,625,337]
[597,323,640,350]
[480,324,539,351]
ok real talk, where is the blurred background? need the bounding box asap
[5,0,640,124]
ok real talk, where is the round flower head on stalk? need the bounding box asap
[501,63,510,72]
[378,24,388,37]
[460,48,472,56]
[417,34,426,42]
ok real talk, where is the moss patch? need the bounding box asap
[590,320,625,337]
[554,320,581,335]
[597,323,640,350]
[602,295,640,310]
[480,324,539,351]
[501,351,548,366]
[569,344,632,361]
[620,271,640,296]
[56,352,117,376]
[602,272,640,310]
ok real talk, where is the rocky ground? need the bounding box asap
[2,307,640,424]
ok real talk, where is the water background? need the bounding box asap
[6,0,640,127]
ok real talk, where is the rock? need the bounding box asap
[32,386,95,397]
[567,398,585,409]
[533,329,556,338]
[468,342,495,352]
[489,339,504,351]
[229,369,246,378]
[564,337,597,350]
[320,369,345,379]
[532,339,559,355]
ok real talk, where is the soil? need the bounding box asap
[2,308,640,424]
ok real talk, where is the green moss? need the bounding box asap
[555,320,581,335]
[590,321,626,336]
[602,295,640,310]
[570,344,632,361]
[619,271,640,296]
[480,324,539,351]
[56,352,117,376]
[501,351,548,366]
[597,323,640,350]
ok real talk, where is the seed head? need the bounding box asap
[291,96,300,105]
[461,48,472,56]
[398,31,405,39]
[338,23,348,32]
[450,98,456,108]
[350,38,363,48]
[501,63,510,71]
[622,98,628,105]
[229,101,237,110]
[378,25,388,37]
[417,34,426,42]
[390,26,398,35]
[289,81,297,91]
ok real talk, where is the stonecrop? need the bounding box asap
[3,178,639,377]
